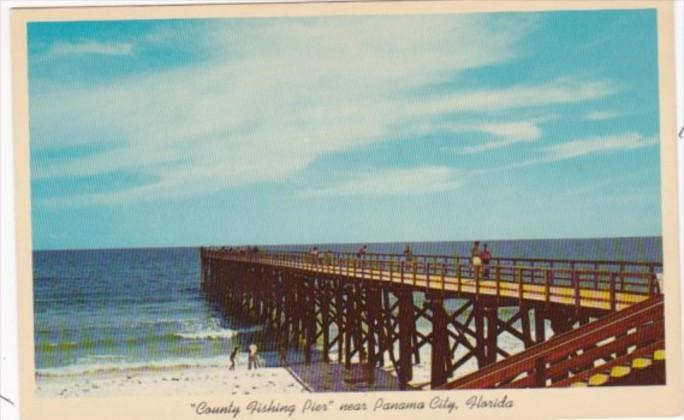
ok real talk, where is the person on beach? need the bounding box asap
[279,345,288,367]
[324,250,333,268]
[480,244,492,279]
[229,346,239,370]
[248,343,258,370]
[471,241,482,277]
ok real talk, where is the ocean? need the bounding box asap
[33,237,662,378]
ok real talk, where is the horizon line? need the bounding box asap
[32,234,663,253]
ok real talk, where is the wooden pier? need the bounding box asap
[200,248,664,390]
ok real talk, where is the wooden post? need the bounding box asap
[648,273,655,296]
[517,268,524,306]
[430,297,449,388]
[456,263,462,294]
[485,304,498,365]
[534,306,546,343]
[495,266,501,303]
[573,271,580,312]
[351,284,363,368]
[342,284,352,369]
[367,287,381,385]
[400,261,405,284]
[280,274,291,346]
[275,273,284,341]
[534,357,546,387]
[544,271,551,304]
[398,290,415,389]
[441,263,446,291]
[292,278,302,349]
[321,281,330,362]
[474,301,486,368]
[521,304,533,348]
[610,273,617,311]
[305,280,315,364]
[336,281,345,366]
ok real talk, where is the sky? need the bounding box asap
[27,10,662,250]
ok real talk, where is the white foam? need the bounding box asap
[36,355,232,378]
[175,325,263,340]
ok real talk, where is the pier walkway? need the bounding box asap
[200,248,664,390]
[205,250,661,312]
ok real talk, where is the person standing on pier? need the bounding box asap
[471,241,482,277]
[356,245,368,272]
[324,250,333,267]
[311,247,320,266]
[356,245,367,259]
[403,244,414,270]
[480,244,492,279]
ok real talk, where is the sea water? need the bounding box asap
[33,237,662,378]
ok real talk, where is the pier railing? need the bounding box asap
[437,294,664,389]
[202,248,662,311]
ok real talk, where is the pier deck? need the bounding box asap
[206,250,660,312]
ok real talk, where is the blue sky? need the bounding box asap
[27,10,661,250]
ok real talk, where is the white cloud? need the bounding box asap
[29,15,619,206]
[455,121,542,154]
[492,132,657,172]
[47,41,134,56]
[541,132,656,160]
[584,110,623,121]
[299,167,461,198]
[412,79,616,117]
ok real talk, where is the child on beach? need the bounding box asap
[229,346,239,370]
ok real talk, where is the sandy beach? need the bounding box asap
[34,328,529,398]
[36,364,308,398]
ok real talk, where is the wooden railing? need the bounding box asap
[206,248,661,274]
[202,248,663,311]
[436,294,664,389]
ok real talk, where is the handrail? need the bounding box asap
[436,295,664,389]
[202,247,662,272]
[201,248,662,311]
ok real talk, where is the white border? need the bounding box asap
[1,2,682,420]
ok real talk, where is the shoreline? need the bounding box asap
[36,363,308,398]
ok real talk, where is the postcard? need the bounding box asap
[8,1,682,419]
